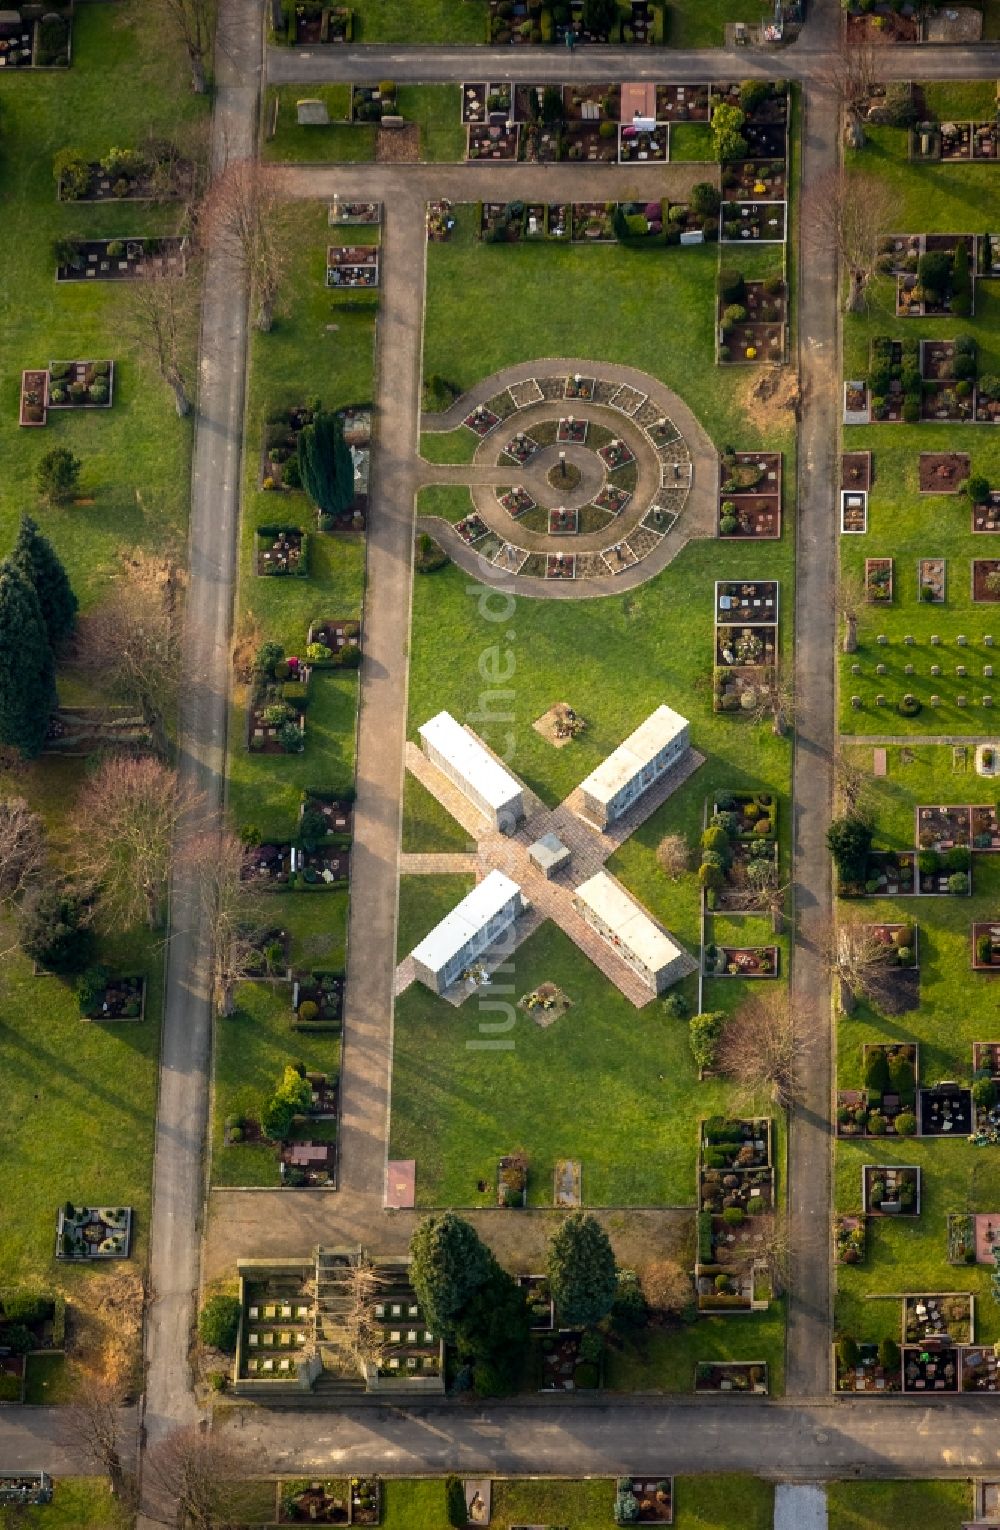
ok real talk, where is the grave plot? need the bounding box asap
[572,201,615,241]
[0,4,71,67]
[46,359,114,413]
[598,436,634,470]
[715,579,779,625]
[844,379,870,425]
[837,1042,918,1137]
[842,451,872,493]
[348,1477,382,1522]
[720,201,787,244]
[841,491,867,534]
[562,82,621,121]
[556,415,588,444]
[18,369,48,427]
[972,804,1000,846]
[456,513,489,542]
[78,972,146,1023]
[498,487,534,518]
[865,557,893,603]
[467,121,519,160]
[866,334,917,422]
[241,843,293,886]
[918,557,946,603]
[56,146,195,203]
[947,1212,980,1264]
[662,199,717,244]
[919,452,970,493]
[261,401,315,488]
[694,1362,767,1395]
[247,689,307,755]
[918,1082,972,1136]
[256,525,308,577]
[280,1139,335,1187]
[497,1150,528,1206]
[55,235,188,282]
[292,842,350,885]
[326,245,378,288]
[292,970,345,1028]
[461,82,511,124]
[974,559,1000,602]
[724,159,788,201]
[917,804,973,852]
[974,1041,1000,1079]
[902,1344,960,1393]
[895,234,976,317]
[861,849,916,896]
[917,846,971,895]
[718,273,787,366]
[960,1346,1000,1392]
[971,486,1000,531]
[539,1330,596,1391]
[300,791,353,838]
[976,376,1000,424]
[518,979,573,1020]
[516,1273,555,1329]
[546,202,570,238]
[602,540,638,574]
[351,81,398,122]
[463,403,501,437]
[658,83,709,120]
[617,1476,675,1522]
[285,1,352,42]
[501,430,540,465]
[546,551,576,580]
[696,1120,774,1312]
[703,942,778,977]
[56,1204,132,1260]
[565,373,595,400]
[276,1479,349,1521]
[306,620,361,667]
[328,199,381,225]
[835,1338,902,1393]
[554,1158,581,1206]
[243,928,291,979]
[548,507,578,535]
[712,790,778,840]
[834,1214,866,1266]
[592,485,630,516]
[863,1164,920,1216]
[619,125,667,163]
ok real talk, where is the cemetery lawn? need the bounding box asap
[212,980,341,1187]
[262,85,464,163]
[667,123,714,162]
[605,1299,786,1394]
[419,428,480,464]
[401,772,474,853]
[0,924,161,1288]
[373,1477,773,1530]
[15,1479,132,1530]
[834,745,1000,1346]
[326,0,487,42]
[423,205,774,451]
[0,0,205,598]
[666,0,771,45]
[827,1480,972,1529]
[398,874,475,960]
[416,485,476,525]
[390,921,775,1206]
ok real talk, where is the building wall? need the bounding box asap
[421,735,523,831]
[414,891,523,993]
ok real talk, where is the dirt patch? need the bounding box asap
[69,1273,145,1390]
[533,701,586,748]
[738,368,799,433]
[919,452,970,494]
[518,981,572,1027]
[842,452,872,492]
[377,124,419,162]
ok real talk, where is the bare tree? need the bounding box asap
[74,755,202,930]
[746,1213,790,1299]
[656,833,690,880]
[199,159,285,332]
[123,269,196,416]
[830,923,903,1013]
[803,169,894,313]
[76,553,181,759]
[827,32,883,149]
[0,797,45,910]
[62,1375,136,1507]
[639,1259,694,1316]
[746,672,795,737]
[143,1426,247,1530]
[154,0,213,95]
[717,992,811,1110]
[342,1258,385,1374]
[183,829,264,1015]
[833,752,875,824]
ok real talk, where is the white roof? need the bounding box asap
[578,704,688,807]
[411,870,521,973]
[575,872,683,974]
[419,711,523,813]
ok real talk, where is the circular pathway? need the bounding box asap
[418,358,718,596]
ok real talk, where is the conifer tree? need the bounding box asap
[0,560,57,758]
[297,410,354,522]
[10,515,78,647]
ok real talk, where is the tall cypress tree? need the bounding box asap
[297,410,354,521]
[10,515,78,647]
[0,560,57,758]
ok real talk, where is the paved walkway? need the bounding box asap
[785,75,839,1398]
[141,0,262,1466]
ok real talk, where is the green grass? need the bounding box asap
[229,671,359,833]
[311,0,488,42]
[0,0,206,599]
[848,124,998,230]
[372,1477,774,1530]
[827,1479,972,1529]
[397,874,475,961]
[416,485,476,524]
[392,920,766,1207]
[419,428,479,464]
[922,80,997,122]
[262,85,465,163]
[668,122,714,162]
[834,745,1000,1345]
[665,0,770,45]
[24,1350,72,1404]
[0,925,162,1289]
[212,979,342,1187]
[401,772,475,853]
[15,1479,131,1529]
[605,1300,786,1394]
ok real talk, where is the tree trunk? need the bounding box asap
[845,112,865,152]
[145,884,160,930]
[772,707,786,737]
[843,613,858,653]
[256,293,274,333]
[219,977,235,1018]
[170,375,191,417]
[846,269,867,314]
[189,47,207,95]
